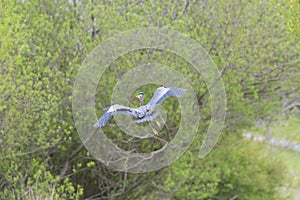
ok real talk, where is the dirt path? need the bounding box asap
[243,132,300,152]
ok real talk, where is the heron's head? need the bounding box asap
[136,92,144,106]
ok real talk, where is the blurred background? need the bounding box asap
[1,0,299,199]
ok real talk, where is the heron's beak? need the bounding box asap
[136,95,140,99]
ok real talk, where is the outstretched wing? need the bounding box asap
[147,86,187,109]
[93,104,138,128]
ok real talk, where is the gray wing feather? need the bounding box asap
[147,87,169,106]
[93,104,137,128]
[147,87,187,109]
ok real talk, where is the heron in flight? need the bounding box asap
[93,86,187,128]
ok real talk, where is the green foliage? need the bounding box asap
[245,114,300,199]
[161,135,287,200]
[277,0,300,37]
[0,0,299,199]
[0,1,84,199]
[126,135,287,200]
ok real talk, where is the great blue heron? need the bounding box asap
[93,86,187,128]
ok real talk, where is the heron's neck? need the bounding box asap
[140,100,143,106]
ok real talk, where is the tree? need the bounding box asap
[0,1,84,198]
[0,0,299,199]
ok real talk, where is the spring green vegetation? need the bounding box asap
[248,115,300,199]
[1,0,300,199]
